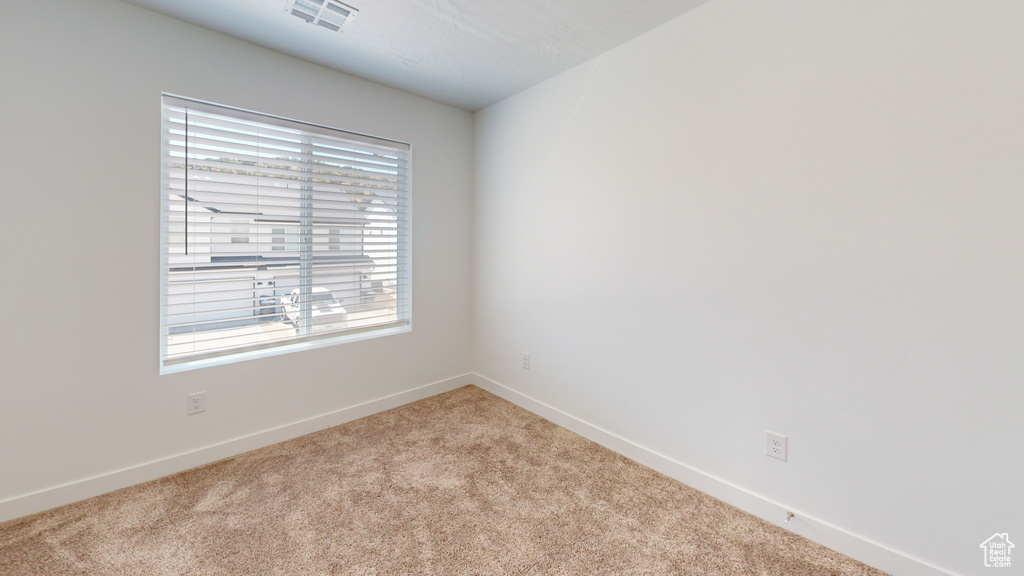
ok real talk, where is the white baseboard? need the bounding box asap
[0,373,473,524]
[471,374,960,576]
[0,372,960,576]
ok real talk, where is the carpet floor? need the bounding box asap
[0,385,888,575]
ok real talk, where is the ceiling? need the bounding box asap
[122,0,711,111]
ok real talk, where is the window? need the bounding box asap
[271,228,287,251]
[160,95,411,373]
[230,221,250,244]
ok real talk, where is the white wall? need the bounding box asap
[0,0,473,515]
[474,2,1024,575]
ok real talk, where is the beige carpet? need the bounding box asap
[0,385,887,575]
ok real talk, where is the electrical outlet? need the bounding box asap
[521,353,531,370]
[765,431,787,461]
[187,392,206,415]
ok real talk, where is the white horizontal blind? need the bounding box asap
[160,95,411,370]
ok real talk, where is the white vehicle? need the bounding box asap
[280,287,347,326]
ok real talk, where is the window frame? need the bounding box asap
[159,94,412,374]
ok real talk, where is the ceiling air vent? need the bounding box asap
[285,0,358,32]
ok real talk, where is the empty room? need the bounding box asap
[0,1,1020,575]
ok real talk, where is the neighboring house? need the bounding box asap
[166,193,397,333]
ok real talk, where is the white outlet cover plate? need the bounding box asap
[188,392,207,415]
[766,431,787,461]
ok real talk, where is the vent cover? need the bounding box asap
[285,0,358,32]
